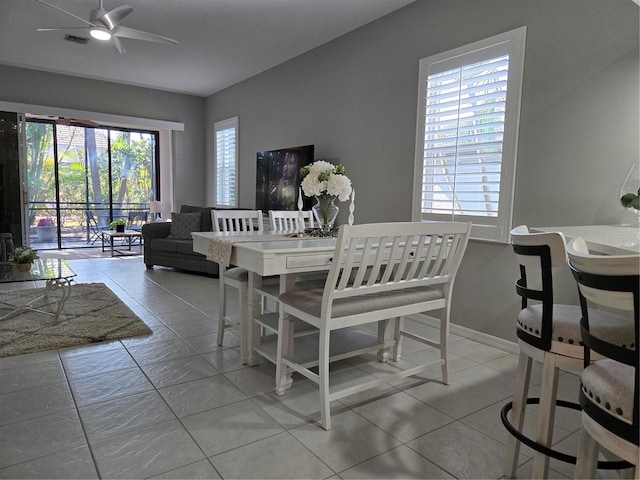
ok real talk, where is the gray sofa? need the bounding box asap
[142,205,221,276]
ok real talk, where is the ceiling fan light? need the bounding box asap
[90,27,112,41]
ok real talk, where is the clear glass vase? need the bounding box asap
[620,163,640,215]
[619,163,640,247]
[312,195,339,234]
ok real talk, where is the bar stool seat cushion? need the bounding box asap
[518,305,635,352]
[581,359,634,424]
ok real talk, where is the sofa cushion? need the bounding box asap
[176,241,199,256]
[180,205,214,232]
[151,238,200,256]
[168,212,201,239]
[151,238,180,253]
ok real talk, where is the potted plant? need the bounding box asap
[36,217,56,242]
[8,246,39,272]
[109,218,127,232]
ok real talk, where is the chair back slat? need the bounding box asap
[321,222,471,321]
[433,233,451,276]
[395,235,415,282]
[269,210,314,231]
[349,238,368,289]
[213,210,263,233]
[405,236,422,280]
[338,237,359,290]
[378,237,399,284]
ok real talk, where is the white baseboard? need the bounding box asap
[407,313,519,355]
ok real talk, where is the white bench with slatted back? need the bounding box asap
[277,221,472,429]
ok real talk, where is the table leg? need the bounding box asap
[275,312,295,395]
[274,273,296,394]
[45,277,74,320]
[0,277,73,321]
[217,267,229,356]
[247,272,262,366]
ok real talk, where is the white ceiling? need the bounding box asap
[0,0,414,97]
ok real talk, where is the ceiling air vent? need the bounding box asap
[64,34,89,45]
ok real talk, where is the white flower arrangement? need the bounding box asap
[300,161,352,201]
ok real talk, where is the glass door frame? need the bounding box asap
[24,118,160,250]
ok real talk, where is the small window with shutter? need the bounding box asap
[413,27,526,243]
[214,117,238,207]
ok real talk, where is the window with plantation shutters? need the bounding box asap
[214,117,238,207]
[413,27,526,243]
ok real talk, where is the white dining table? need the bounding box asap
[192,231,336,365]
[195,224,639,366]
[531,224,639,254]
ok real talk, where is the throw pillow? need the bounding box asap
[180,205,214,231]
[167,212,201,239]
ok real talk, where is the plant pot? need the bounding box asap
[36,225,56,242]
[16,263,32,272]
[116,224,125,233]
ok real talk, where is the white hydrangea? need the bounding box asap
[300,161,353,201]
[307,161,334,177]
[301,175,325,196]
[326,174,352,201]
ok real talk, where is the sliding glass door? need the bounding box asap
[26,119,159,249]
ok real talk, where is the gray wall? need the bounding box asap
[0,65,207,207]
[206,0,639,342]
[0,0,636,343]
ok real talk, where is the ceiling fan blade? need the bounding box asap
[74,119,100,127]
[35,0,95,27]
[98,4,133,30]
[55,117,100,127]
[36,27,89,32]
[112,36,126,54]
[113,25,178,46]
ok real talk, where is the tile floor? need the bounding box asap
[0,254,607,479]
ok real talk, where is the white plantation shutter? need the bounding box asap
[413,27,526,243]
[424,55,507,217]
[215,117,238,207]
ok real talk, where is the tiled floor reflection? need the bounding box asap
[0,254,587,479]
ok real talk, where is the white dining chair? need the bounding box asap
[502,226,635,479]
[268,210,314,231]
[261,208,322,366]
[211,209,263,363]
[568,238,638,479]
[276,221,471,430]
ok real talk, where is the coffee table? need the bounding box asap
[101,230,143,257]
[0,258,76,321]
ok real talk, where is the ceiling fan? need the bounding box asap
[30,114,101,127]
[35,0,178,54]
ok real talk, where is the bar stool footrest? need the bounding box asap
[500,397,632,470]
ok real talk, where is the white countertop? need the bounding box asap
[532,224,639,254]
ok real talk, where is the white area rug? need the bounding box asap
[0,282,152,357]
